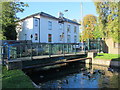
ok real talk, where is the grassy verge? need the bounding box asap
[2,66,34,88]
[95,53,120,61]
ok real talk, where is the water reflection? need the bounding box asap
[24,62,119,88]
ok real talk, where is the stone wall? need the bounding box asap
[103,38,120,54]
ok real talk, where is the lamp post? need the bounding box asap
[64,10,68,43]
[58,10,68,43]
[62,10,68,55]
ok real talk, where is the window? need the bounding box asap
[35,33,38,40]
[35,19,38,26]
[60,35,62,41]
[48,21,52,30]
[59,33,64,42]
[59,23,62,30]
[48,34,52,42]
[67,25,70,33]
[74,26,77,33]
[67,35,71,43]
[74,35,77,43]
[114,42,120,48]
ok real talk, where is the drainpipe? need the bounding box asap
[38,18,40,43]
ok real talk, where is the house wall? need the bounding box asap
[64,22,79,43]
[17,18,33,41]
[17,16,79,43]
[40,16,59,43]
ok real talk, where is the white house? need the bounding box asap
[16,12,80,43]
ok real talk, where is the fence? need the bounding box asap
[0,39,103,61]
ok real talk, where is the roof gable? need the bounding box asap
[18,12,80,25]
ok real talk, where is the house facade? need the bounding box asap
[16,12,80,43]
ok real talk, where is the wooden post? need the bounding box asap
[63,44,65,56]
[68,44,69,54]
[7,45,10,60]
[83,43,86,54]
[49,44,51,57]
[87,39,90,51]
[75,44,77,55]
[31,42,33,60]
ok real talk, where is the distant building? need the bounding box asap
[16,12,80,43]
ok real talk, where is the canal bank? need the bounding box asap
[86,52,120,67]
[2,66,34,88]
[85,58,120,67]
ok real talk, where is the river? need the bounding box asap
[24,62,120,88]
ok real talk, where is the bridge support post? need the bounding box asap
[87,52,97,64]
[6,60,23,70]
[87,39,90,51]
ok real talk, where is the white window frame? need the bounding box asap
[35,19,38,27]
[59,23,62,30]
[48,34,52,42]
[74,35,77,43]
[48,21,52,30]
[67,25,71,33]
[59,35,62,41]
[67,35,71,43]
[35,33,38,40]
[74,26,77,33]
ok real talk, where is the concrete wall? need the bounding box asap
[103,38,120,54]
[87,52,120,67]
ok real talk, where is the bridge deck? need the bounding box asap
[7,52,86,62]
[24,57,92,69]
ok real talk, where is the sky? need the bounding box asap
[16,1,98,22]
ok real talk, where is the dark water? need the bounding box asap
[24,62,120,88]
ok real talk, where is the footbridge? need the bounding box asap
[0,41,102,70]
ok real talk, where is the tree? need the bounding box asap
[94,1,119,43]
[0,1,28,40]
[93,24,103,39]
[81,14,97,41]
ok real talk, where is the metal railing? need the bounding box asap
[5,43,85,60]
[0,39,102,61]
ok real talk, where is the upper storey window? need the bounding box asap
[67,25,70,33]
[48,21,52,30]
[35,19,38,26]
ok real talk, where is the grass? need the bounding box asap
[95,53,120,61]
[1,66,35,88]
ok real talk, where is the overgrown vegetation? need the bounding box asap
[2,66,34,88]
[80,1,119,43]
[0,1,28,40]
[95,53,120,61]
[94,1,119,43]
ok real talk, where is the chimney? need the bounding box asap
[58,12,64,19]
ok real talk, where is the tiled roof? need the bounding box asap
[19,12,80,25]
